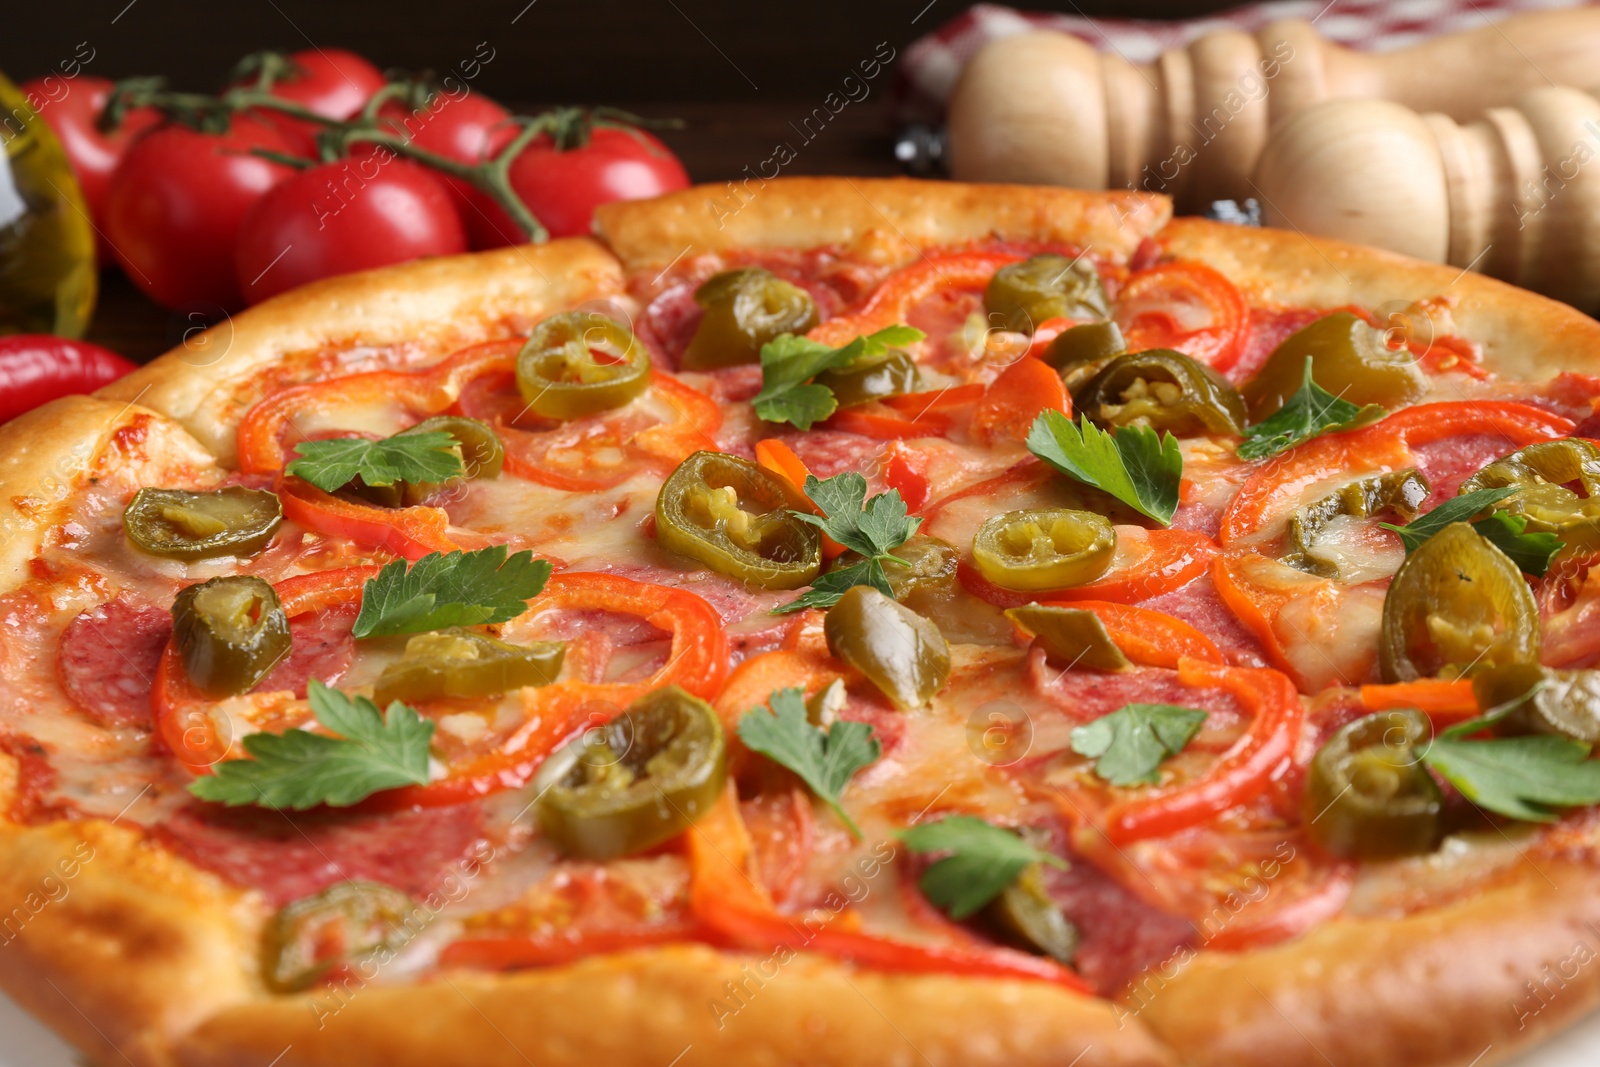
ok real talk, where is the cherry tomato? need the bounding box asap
[233,48,387,154]
[0,335,136,423]
[381,92,513,246]
[470,123,689,244]
[18,75,160,261]
[235,150,467,304]
[103,116,298,310]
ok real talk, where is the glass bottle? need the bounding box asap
[0,72,95,337]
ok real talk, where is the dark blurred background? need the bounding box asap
[4,1,1220,106]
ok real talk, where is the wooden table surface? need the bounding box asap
[83,100,905,362]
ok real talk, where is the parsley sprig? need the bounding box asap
[737,687,881,837]
[287,431,463,493]
[1419,700,1600,822]
[897,816,1066,919]
[352,545,552,638]
[1026,411,1183,525]
[752,325,926,431]
[1236,358,1386,461]
[189,681,434,810]
[775,472,921,614]
[1380,486,1564,576]
[1070,703,1208,786]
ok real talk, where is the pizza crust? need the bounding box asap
[96,239,627,465]
[5,179,1600,1067]
[594,175,1171,272]
[1156,216,1600,376]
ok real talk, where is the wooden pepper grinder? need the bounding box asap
[1253,88,1600,312]
[947,8,1600,212]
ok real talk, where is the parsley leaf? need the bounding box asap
[188,681,434,810]
[1235,358,1387,460]
[287,431,463,493]
[752,325,926,430]
[1474,511,1564,576]
[1025,411,1182,525]
[737,687,881,837]
[352,545,552,638]
[1069,703,1208,786]
[1422,734,1600,822]
[897,815,1066,919]
[1379,486,1563,576]
[776,472,921,613]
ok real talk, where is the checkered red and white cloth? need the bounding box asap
[893,0,1592,124]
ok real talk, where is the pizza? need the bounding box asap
[5,177,1600,1067]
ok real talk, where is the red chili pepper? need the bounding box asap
[0,335,137,423]
[1101,659,1302,844]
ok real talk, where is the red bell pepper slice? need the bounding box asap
[1023,599,1224,669]
[1115,261,1248,372]
[687,785,1090,991]
[808,251,1024,348]
[1100,659,1302,844]
[880,440,931,513]
[971,355,1071,444]
[754,439,846,560]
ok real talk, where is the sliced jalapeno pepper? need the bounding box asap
[972,508,1116,592]
[171,575,292,698]
[536,686,727,860]
[813,349,921,407]
[372,629,565,707]
[263,881,414,993]
[1284,468,1430,577]
[681,267,819,370]
[1379,522,1540,683]
[1243,311,1427,421]
[824,585,951,709]
[1305,709,1442,860]
[883,536,959,613]
[516,311,650,420]
[1041,321,1126,376]
[1073,348,1247,436]
[984,254,1110,334]
[124,486,282,561]
[1005,605,1131,672]
[1459,439,1600,560]
[1473,662,1600,743]
[983,862,1078,964]
[403,415,503,479]
[656,451,821,590]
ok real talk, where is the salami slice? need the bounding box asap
[57,593,172,728]
[256,603,358,697]
[159,801,487,907]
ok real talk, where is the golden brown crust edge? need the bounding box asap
[1137,858,1600,1067]
[594,175,1172,272]
[175,946,1172,1067]
[95,238,627,465]
[1158,215,1600,377]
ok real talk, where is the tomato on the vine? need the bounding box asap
[18,75,160,261]
[381,91,513,243]
[470,119,689,244]
[103,116,298,310]
[229,48,386,156]
[235,150,467,304]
